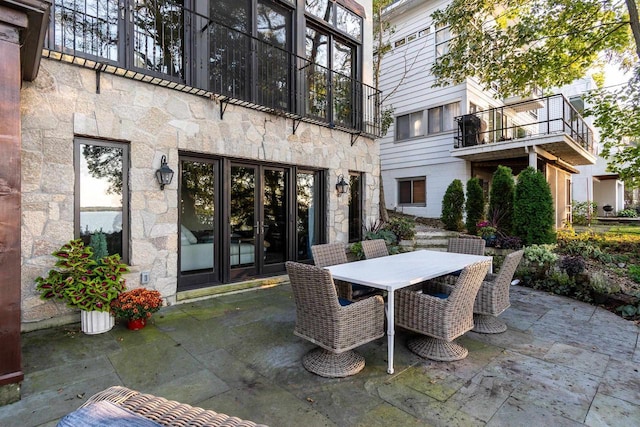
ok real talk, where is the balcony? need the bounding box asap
[453,94,597,166]
[41,2,382,139]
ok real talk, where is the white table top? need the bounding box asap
[326,249,492,291]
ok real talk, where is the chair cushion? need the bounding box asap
[338,297,353,306]
[57,401,163,427]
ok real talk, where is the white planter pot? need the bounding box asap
[81,310,115,335]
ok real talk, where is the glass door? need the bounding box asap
[230,165,258,279]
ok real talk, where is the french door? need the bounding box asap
[229,164,288,280]
[179,156,322,290]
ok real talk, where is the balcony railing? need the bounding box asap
[42,1,382,138]
[454,94,595,154]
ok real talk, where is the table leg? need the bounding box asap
[386,290,395,374]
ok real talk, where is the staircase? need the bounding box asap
[401,226,460,252]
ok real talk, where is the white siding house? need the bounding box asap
[378,0,598,227]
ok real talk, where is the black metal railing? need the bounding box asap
[454,94,595,154]
[43,1,382,138]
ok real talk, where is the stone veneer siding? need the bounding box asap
[20,59,380,328]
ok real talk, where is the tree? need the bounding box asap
[585,68,640,187]
[441,179,465,231]
[488,165,515,235]
[431,0,640,183]
[431,0,637,99]
[513,167,556,245]
[465,177,485,235]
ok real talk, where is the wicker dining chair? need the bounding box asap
[311,243,376,300]
[64,385,266,426]
[395,259,492,361]
[447,237,486,255]
[472,249,524,334]
[286,261,385,378]
[361,239,389,259]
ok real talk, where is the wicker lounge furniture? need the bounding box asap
[285,261,385,377]
[395,259,492,361]
[472,249,524,334]
[311,243,375,300]
[361,239,389,259]
[448,237,486,255]
[61,385,266,426]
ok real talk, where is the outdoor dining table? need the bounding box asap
[326,249,493,374]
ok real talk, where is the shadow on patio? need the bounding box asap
[2,283,640,426]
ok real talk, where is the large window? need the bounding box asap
[398,178,426,205]
[428,102,460,133]
[75,138,129,262]
[396,111,424,140]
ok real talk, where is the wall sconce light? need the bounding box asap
[336,174,349,195]
[155,155,174,190]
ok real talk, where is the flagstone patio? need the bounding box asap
[1,283,639,426]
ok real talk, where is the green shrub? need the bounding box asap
[559,255,586,277]
[441,179,465,231]
[465,177,484,235]
[571,200,597,226]
[89,231,108,261]
[629,265,640,283]
[386,216,416,241]
[488,166,514,234]
[617,209,638,218]
[513,167,556,245]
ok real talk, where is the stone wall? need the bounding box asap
[20,59,380,327]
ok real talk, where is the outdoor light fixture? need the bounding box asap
[336,174,349,195]
[155,155,174,190]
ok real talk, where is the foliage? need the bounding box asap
[589,271,621,294]
[584,68,640,187]
[488,166,514,235]
[513,167,556,245]
[476,221,497,238]
[523,244,559,267]
[441,179,465,231]
[89,231,108,261]
[494,236,523,250]
[617,208,639,218]
[386,215,416,241]
[465,177,485,235]
[110,288,163,320]
[35,239,129,312]
[629,265,640,283]
[430,0,636,99]
[571,200,597,226]
[560,256,586,277]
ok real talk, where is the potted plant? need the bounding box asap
[35,239,129,334]
[110,288,163,330]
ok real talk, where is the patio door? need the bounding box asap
[230,164,288,280]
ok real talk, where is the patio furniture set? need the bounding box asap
[289,238,523,376]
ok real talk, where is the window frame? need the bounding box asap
[427,101,460,134]
[398,177,426,206]
[435,23,451,58]
[395,110,425,141]
[74,137,130,263]
[348,171,363,243]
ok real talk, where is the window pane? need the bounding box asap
[53,0,119,61]
[297,172,316,261]
[413,179,426,203]
[305,27,329,119]
[336,5,361,40]
[410,112,423,137]
[348,173,362,242]
[180,161,215,273]
[396,115,409,140]
[78,142,125,259]
[428,107,442,133]
[305,0,332,22]
[399,181,411,204]
[443,102,460,131]
[333,39,354,126]
[132,0,184,79]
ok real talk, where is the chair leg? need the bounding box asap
[302,347,365,378]
[472,314,507,334]
[407,336,468,361]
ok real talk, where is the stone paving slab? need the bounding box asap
[2,285,640,426]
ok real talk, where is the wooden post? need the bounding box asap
[0,6,28,404]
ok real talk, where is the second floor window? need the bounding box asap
[396,111,424,140]
[428,102,460,133]
[435,23,451,58]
